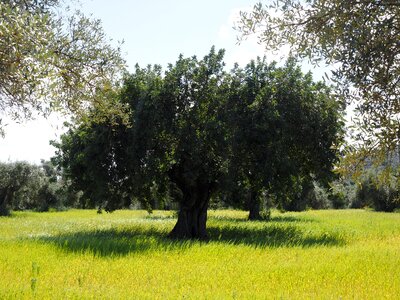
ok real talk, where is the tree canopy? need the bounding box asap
[236,0,400,154]
[54,48,344,239]
[224,57,344,217]
[0,0,126,134]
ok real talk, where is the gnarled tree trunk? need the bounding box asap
[169,181,211,239]
[248,189,261,220]
[168,166,214,239]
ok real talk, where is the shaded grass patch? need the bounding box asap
[208,223,344,247]
[36,217,345,257]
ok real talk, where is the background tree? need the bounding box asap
[52,64,173,213]
[0,0,126,134]
[0,160,71,215]
[0,162,32,215]
[224,57,344,218]
[236,0,400,159]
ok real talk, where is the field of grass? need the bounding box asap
[0,209,399,299]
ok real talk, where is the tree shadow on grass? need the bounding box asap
[208,224,342,248]
[38,226,177,257]
[37,219,345,257]
[208,214,316,223]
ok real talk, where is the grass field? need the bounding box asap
[0,209,399,299]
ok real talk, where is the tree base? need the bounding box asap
[169,206,209,240]
[248,191,261,220]
[168,182,211,240]
[0,200,10,217]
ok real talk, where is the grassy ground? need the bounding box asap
[0,209,399,299]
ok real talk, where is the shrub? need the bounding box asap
[310,182,331,209]
[356,177,400,212]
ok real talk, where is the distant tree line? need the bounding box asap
[0,160,80,216]
[1,159,398,217]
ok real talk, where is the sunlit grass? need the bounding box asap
[0,209,399,299]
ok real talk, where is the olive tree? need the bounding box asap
[55,49,344,238]
[0,0,126,134]
[224,57,344,218]
[55,48,229,239]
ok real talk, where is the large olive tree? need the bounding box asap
[55,49,344,239]
[55,48,229,239]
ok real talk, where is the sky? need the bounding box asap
[0,0,328,164]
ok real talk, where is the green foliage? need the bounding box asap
[0,160,76,215]
[0,161,39,215]
[52,116,132,211]
[237,0,400,158]
[310,182,331,209]
[338,146,400,211]
[355,171,400,212]
[0,0,126,134]
[328,180,356,209]
[55,48,230,214]
[224,57,344,214]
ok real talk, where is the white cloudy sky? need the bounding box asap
[0,0,329,163]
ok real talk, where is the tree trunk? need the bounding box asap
[169,182,211,240]
[248,190,261,220]
[0,189,10,216]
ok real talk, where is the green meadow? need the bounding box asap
[0,209,399,299]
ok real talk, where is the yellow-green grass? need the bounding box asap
[0,209,399,299]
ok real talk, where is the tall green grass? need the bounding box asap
[0,209,399,299]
